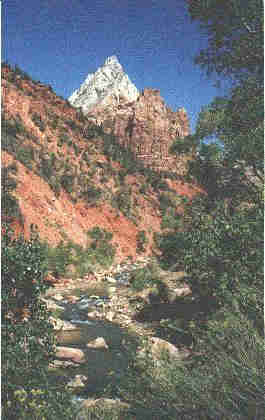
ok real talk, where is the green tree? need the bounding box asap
[177,1,264,203]
[188,0,263,82]
[160,0,263,368]
[2,225,75,418]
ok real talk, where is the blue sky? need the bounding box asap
[2,0,230,133]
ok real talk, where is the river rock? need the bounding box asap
[67,375,88,389]
[107,286,116,294]
[52,293,64,301]
[49,317,78,330]
[157,274,191,303]
[86,337,109,350]
[105,275,117,284]
[65,295,79,304]
[130,286,159,305]
[56,346,86,364]
[87,310,102,319]
[105,311,115,322]
[42,298,64,312]
[138,337,190,363]
[50,360,79,368]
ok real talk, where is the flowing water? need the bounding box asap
[48,276,140,396]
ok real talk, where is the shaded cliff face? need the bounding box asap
[2,64,202,263]
[70,57,191,173]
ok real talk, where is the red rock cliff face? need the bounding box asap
[2,64,203,264]
[87,88,191,174]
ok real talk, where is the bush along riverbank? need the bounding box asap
[2,224,264,419]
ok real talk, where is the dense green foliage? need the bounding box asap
[2,164,24,225]
[43,226,116,280]
[130,263,161,291]
[166,0,264,330]
[87,226,116,268]
[143,1,264,418]
[2,2,263,417]
[188,0,263,81]
[1,225,75,419]
[136,230,148,253]
[107,313,264,420]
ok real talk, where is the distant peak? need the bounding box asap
[69,55,139,114]
[104,55,120,66]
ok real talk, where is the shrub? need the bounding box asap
[73,142,81,156]
[65,118,79,131]
[130,264,160,291]
[161,209,182,230]
[158,193,173,215]
[87,227,116,268]
[159,198,263,334]
[82,124,102,140]
[115,189,131,216]
[1,225,76,419]
[2,116,27,154]
[45,240,73,278]
[58,132,70,147]
[87,226,113,242]
[61,173,75,194]
[136,230,148,253]
[39,153,56,181]
[17,146,34,169]
[83,184,102,204]
[31,112,45,132]
[48,114,59,130]
[1,167,24,225]
[110,312,264,420]
[48,176,61,197]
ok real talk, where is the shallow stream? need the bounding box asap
[48,269,141,396]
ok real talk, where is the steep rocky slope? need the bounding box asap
[69,56,139,113]
[2,63,202,263]
[69,56,191,173]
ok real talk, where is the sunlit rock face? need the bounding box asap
[69,56,191,173]
[69,56,139,114]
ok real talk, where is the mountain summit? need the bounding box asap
[69,56,190,173]
[69,56,139,114]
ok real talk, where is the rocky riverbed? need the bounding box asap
[42,257,192,414]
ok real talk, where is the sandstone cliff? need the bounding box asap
[69,57,191,173]
[90,88,190,173]
[2,63,202,264]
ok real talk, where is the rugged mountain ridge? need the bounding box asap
[2,63,202,264]
[69,56,139,113]
[69,57,191,172]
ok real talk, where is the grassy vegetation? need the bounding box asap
[43,226,116,280]
[129,263,161,291]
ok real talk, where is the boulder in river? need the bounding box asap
[55,346,86,364]
[86,337,109,350]
[138,337,190,363]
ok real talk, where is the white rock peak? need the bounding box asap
[69,56,139,114]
